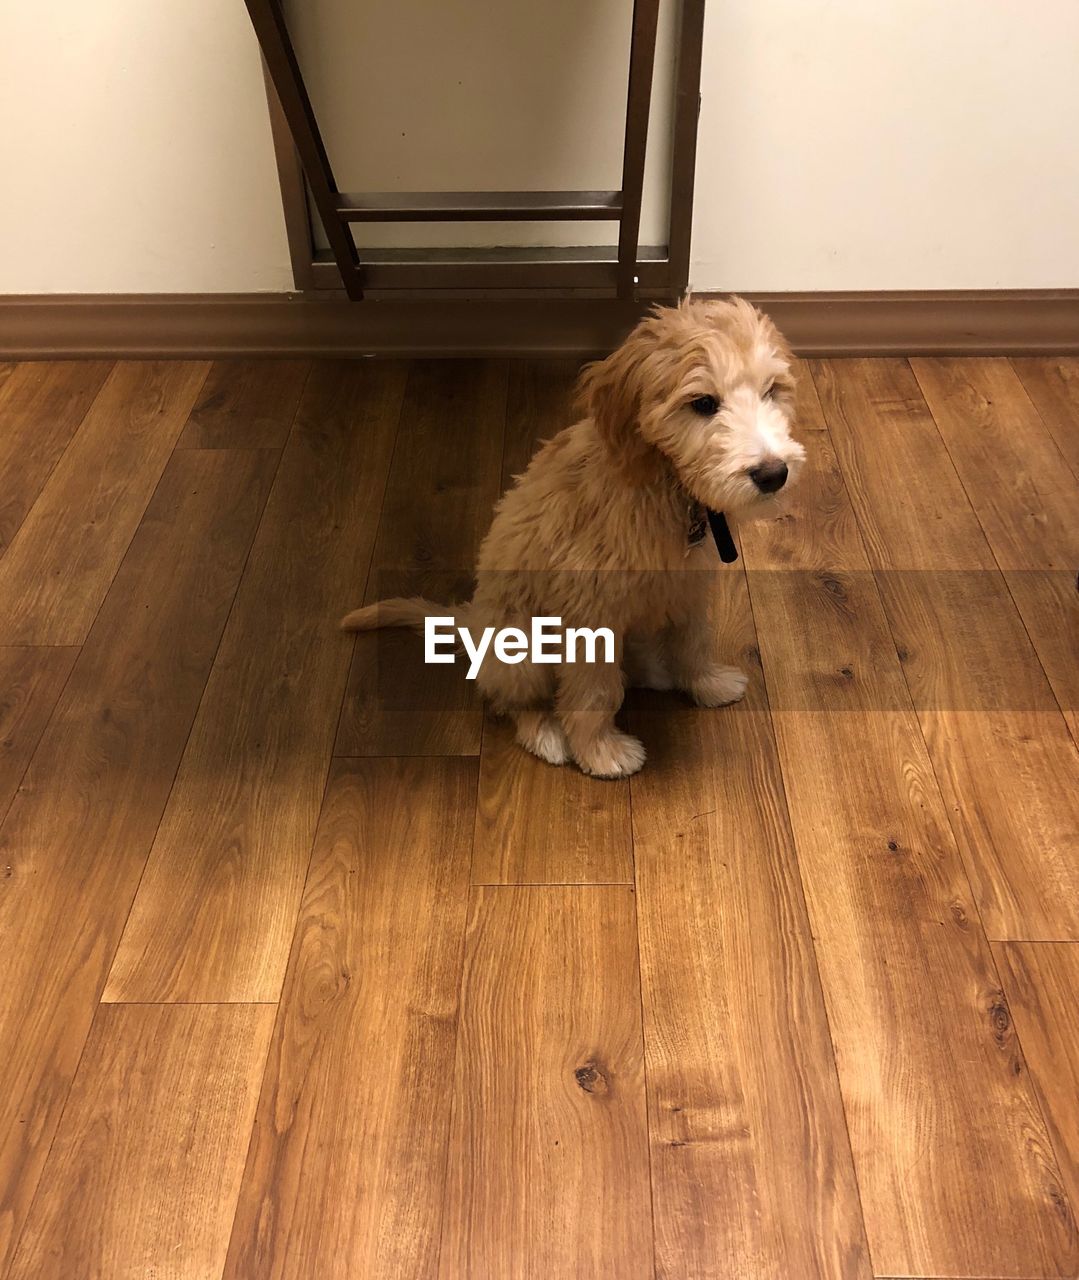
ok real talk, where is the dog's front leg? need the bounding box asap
[668,602,748,708]
[555,659,644,779]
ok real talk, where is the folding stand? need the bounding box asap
[245,0,705,301]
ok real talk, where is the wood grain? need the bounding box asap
[471,712,632,884]
[629,570,870,1279]
[472,359,631,884]
[814,358,1079,940]
[910,357,1079,571]
[0,360,209,645]
[0,646,77,821]
[177,358,310,449]
[995,943,1079,1226]
[104,361,406,1004]
[10,1004,274,1280]
[1011,355,1079,475]
[739,436,1078,1276]
[499,358,581,481]
[2,356,1075,1279]
[791,356,828,431]
[912,356,1079,743]
[0,449,275,1273]
[438,886,653,1279]
[0,360,111,553]
[336,360,507,757]
[224,758,475,1280]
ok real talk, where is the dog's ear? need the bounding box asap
[576,331,661,483]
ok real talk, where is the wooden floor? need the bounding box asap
[0,354,1076,1279]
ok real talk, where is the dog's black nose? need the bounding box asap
[749,460,788,493]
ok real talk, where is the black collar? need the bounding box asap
[707,508,739,562]
[687,500,738,562]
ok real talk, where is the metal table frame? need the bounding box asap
[246,0,705,301]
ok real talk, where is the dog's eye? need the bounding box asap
[763,382,777,399]
[690,395,720,416]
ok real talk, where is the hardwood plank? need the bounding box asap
[0,360,209,645]
[813,358,1079,940]
[792,356,828,431]
[336,360,506,757]
[0,646,77,821]
[1015,577,1079,747]
[10,1004,274,1280]
[629,569,871,1279]
[472,360,631,885]
[438,886,652,1279]
[0,449,276,1273]
[499,358,580,483]
[995,943,1079,1228]
[911,356,1079,742]
[104,361,407,1004]
[471,712,631,884]
[0,360,112,554]
[909,357,1079,570]
[806,360,999,574]
[177,358,310,449]
[738,434,1078,1276]
[224,758,474,1280]
[1012,356,1079,476]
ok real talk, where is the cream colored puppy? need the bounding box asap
[343,296,805,778]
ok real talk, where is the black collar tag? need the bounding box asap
[687,501,738,562]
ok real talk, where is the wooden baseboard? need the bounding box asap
[0,295,650,360]
[737,291,1079,356]
[2,290,1077,359]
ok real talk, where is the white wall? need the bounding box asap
[691,0,1079,291]
[0,0,294,293]
[2,0,1077,294]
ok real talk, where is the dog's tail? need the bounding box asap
[339,596,467,635]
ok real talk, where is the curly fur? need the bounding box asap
[342,296,806,778]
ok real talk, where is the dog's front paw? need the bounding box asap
[575,730,646,779]
[688,665,748,707]
[515,711,570,766]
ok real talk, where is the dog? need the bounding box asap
[342,296,805,778]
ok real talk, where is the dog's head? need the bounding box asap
[577,296,806,513]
